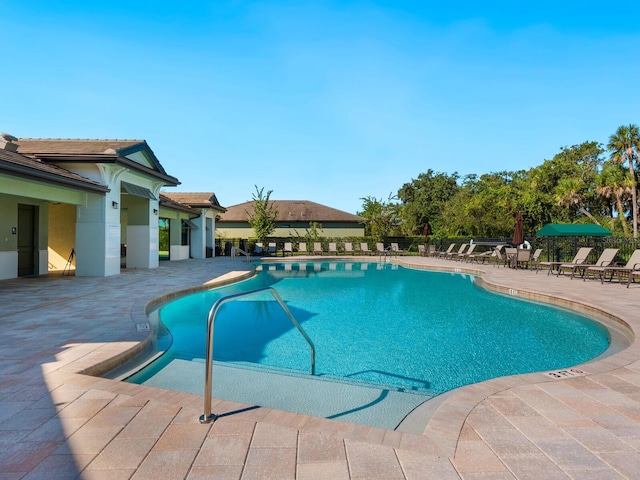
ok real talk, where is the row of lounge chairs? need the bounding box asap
[421,243,534,266]
[257,242,406,256]
[424,242,640,286]
[539,247,640,286]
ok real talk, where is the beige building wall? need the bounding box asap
[48,203,76,271]
[217,224,365,239]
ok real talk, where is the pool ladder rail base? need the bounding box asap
[200,286,315,424]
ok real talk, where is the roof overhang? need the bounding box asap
[30,153,180,186]
[0,159,110,194]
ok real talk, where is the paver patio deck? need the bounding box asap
[1,255,640,479]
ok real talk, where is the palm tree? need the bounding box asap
[555,177,601,225]
[608,124,640,237]
[596,163,633,235]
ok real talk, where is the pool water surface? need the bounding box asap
[129,261,610,398]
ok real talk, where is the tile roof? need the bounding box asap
[15,138,145,155]
[0,148,109,193]
[218,200,364,223]
[162,192,225,211]
[15,137,179,186]
[158,194,199,214]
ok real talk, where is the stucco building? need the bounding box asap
[0,133,222,279]
[216,200,365,239]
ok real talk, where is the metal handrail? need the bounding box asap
[199,287,315,423]
[230,246,251,262]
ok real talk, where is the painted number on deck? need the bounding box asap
[547,368,587,379]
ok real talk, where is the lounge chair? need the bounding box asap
[455,243,476,261]
[344,242,355,255]
[628,269,640,288]
[360,242,373,255]
[268,242,277,255]
[446,244,467,260]
[492,246,506,267]
[254,242,263,255]
[438,243,456,258]
[390,242,404,256]
[529,248,543,270]
[375,243,386,255]
[427,245,436,256]
[468,247,495,263]
[313,242,323,255]
[328,242,338,255]
[283,242,293,256]
[558,248,618,279]
[297,242,307,255]
[418,244,426,256]
[538,247,593,276]
[585,249,640,284]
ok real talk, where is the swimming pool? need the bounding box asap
[127,261,611,427]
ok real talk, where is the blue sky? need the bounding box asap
[3,1,640,214]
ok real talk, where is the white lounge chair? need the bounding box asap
[328,242,338,255]
[344,242,355,255]
[360,242,373,255]
[390,242,405,256]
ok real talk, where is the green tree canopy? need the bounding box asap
[397,170,459,236]
[246,186,278,246]
[357,195,402,241]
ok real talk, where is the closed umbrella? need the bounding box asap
[512,212,524,245]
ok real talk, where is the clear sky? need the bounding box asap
[3,1,640,214]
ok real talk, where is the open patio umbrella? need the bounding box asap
[512,212,524,245]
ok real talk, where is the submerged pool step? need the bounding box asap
[136,358,432,430]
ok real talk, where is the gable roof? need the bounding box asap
[536,223,613,237]
[162,192,226,212]
[159,193,200,215]
[0,148,109,193]
[218,200,364,223]
[16,138,180,186]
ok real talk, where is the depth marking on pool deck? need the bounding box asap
[136,323,150,332]
[546,367,588,379]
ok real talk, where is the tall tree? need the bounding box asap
[246,186,278,246]
[357,195,401,241]
[608,124,640,237]
[397,170,459,236]
[555,177,602,225]
[596,163,633,235]
[528,141,604,226]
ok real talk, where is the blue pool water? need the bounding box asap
[129,261,610,397]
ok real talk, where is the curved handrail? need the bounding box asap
[200,287,315,423]
[230,246,251,262]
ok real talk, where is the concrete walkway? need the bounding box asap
[1,255,639,479]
